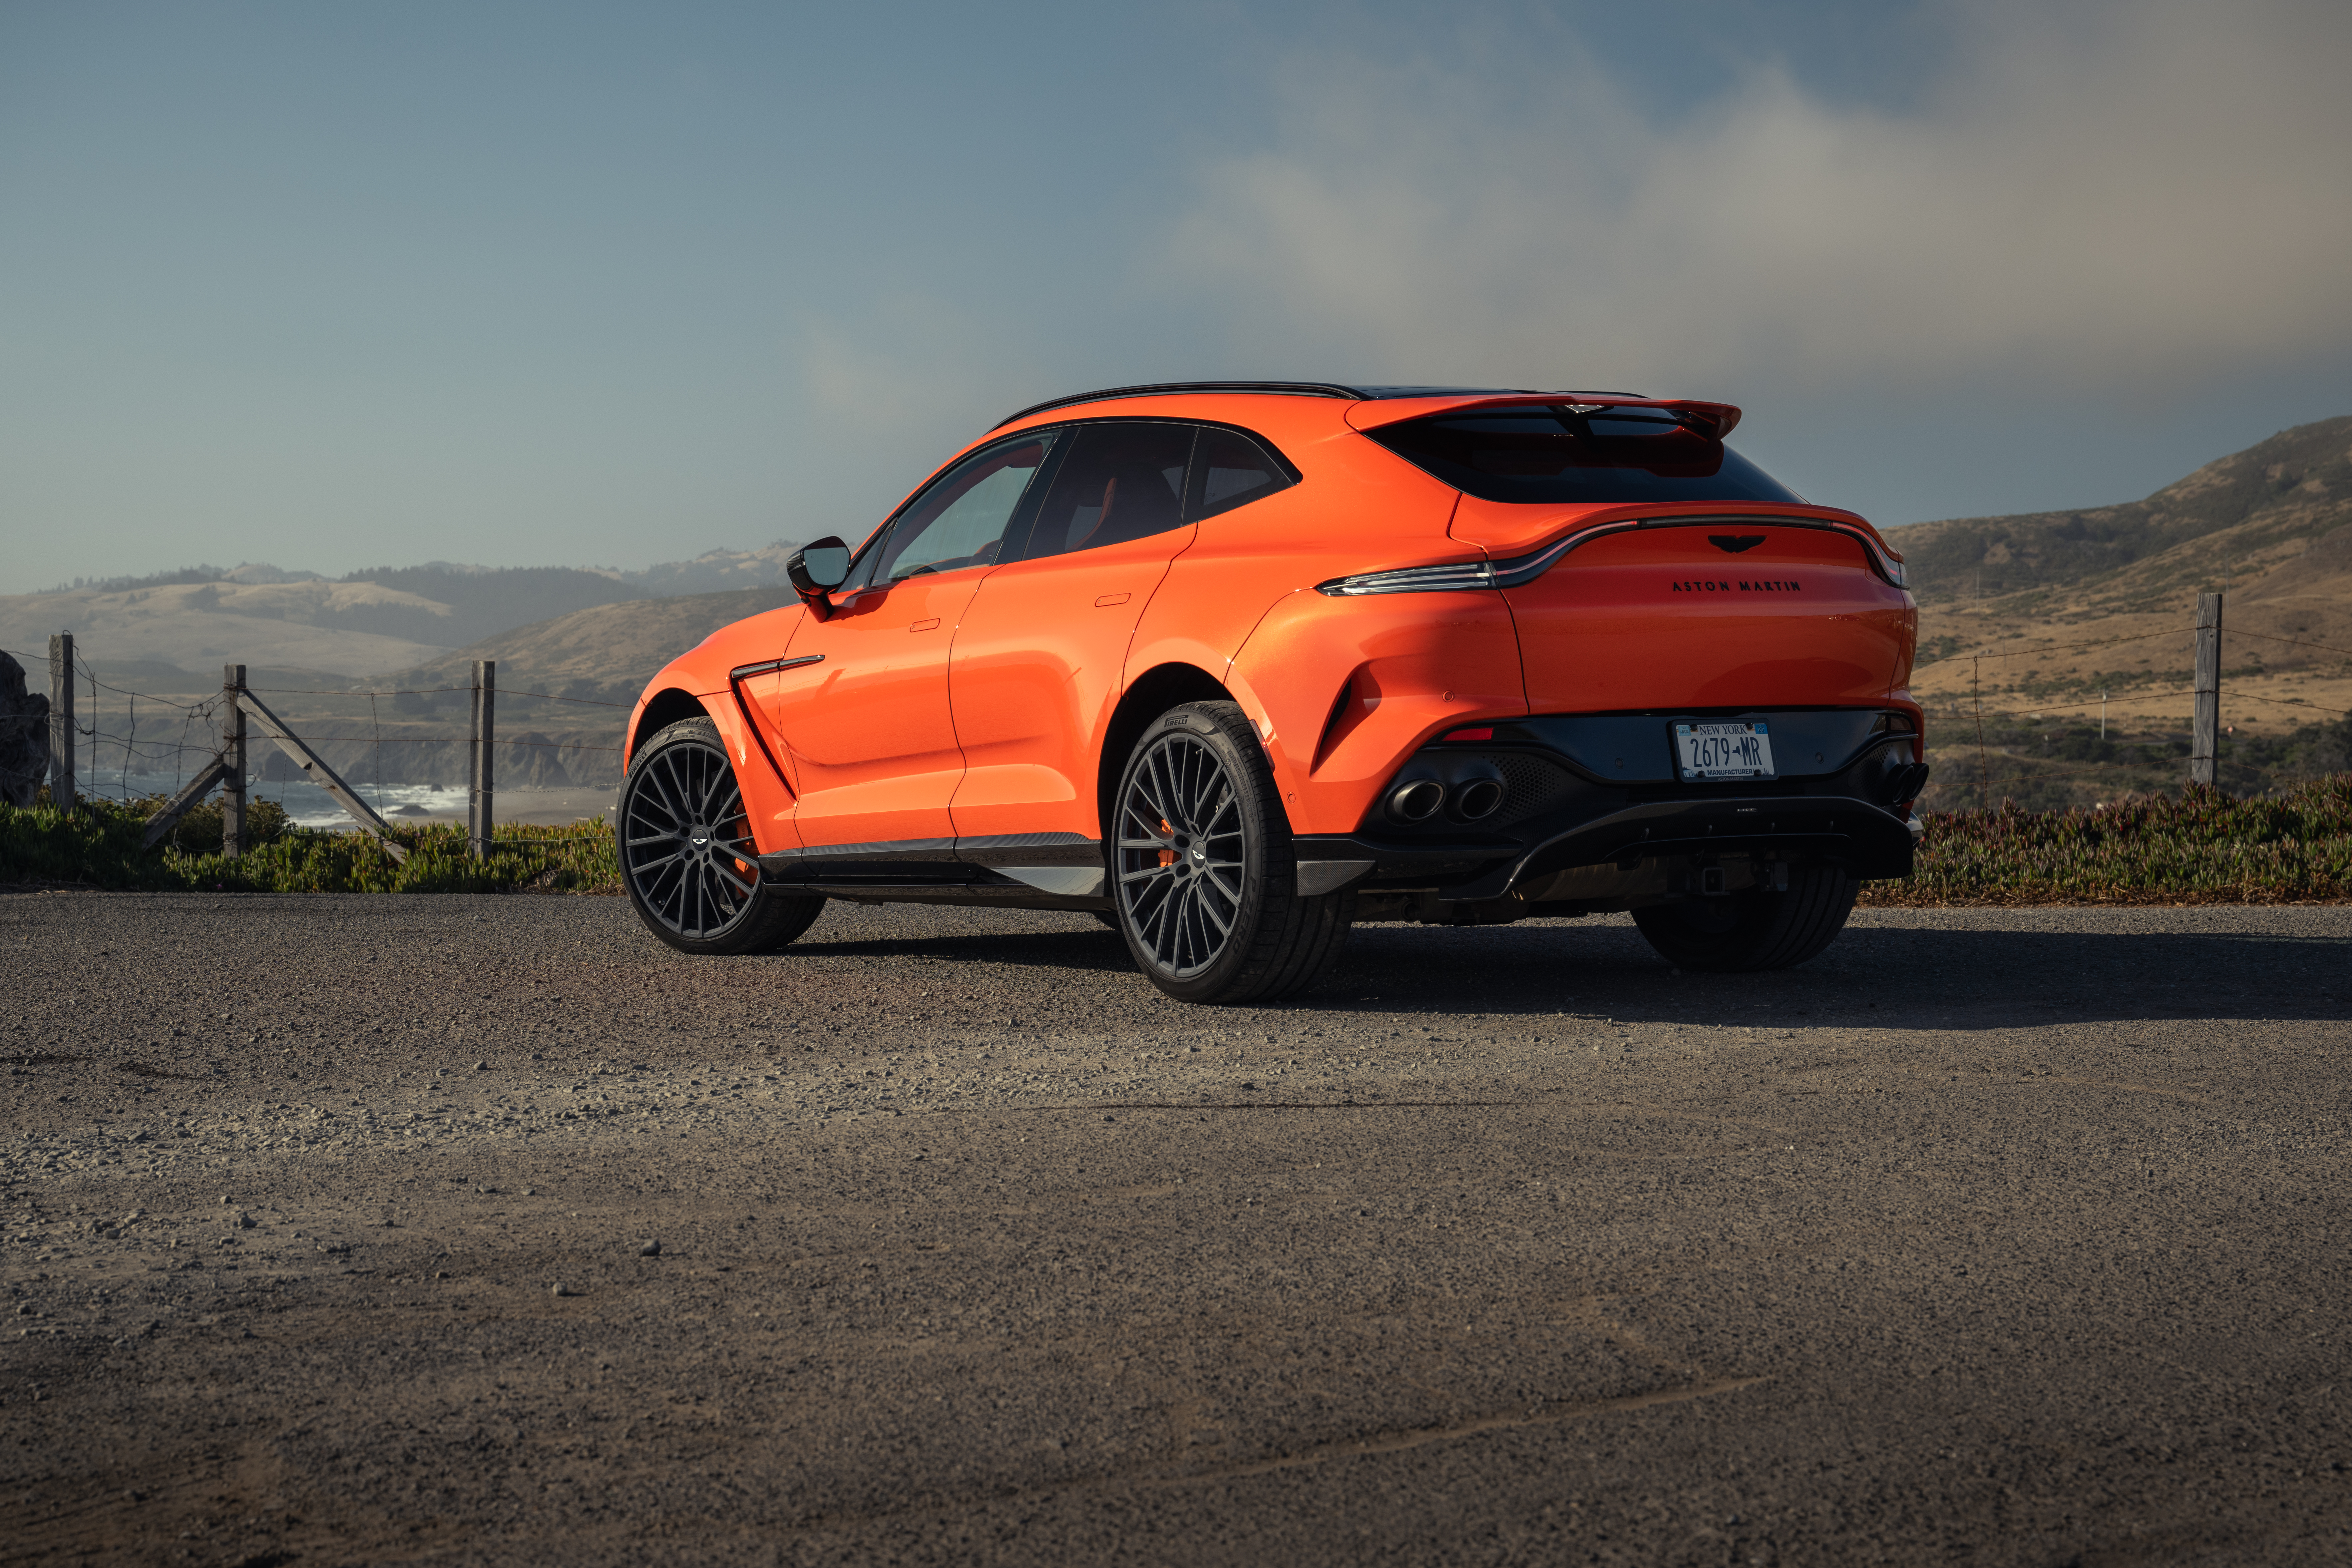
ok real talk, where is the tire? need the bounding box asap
[1110,701,1351,1004]
[618,716,826,956]
[1630,861,1858,973]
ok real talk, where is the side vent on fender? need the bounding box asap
[1311,674,1363,771]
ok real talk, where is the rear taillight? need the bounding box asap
[1317,518,1908,595]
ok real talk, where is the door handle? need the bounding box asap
[909,618,941,633]
[1093,593,1131,608]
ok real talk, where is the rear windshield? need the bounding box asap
[1364,405,1802,506]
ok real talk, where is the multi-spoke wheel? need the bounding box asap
[1110,701,1352,1003]
[619,717,825,956]
[1118,728,1247,979]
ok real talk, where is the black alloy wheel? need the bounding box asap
[1111,701,1351,1003]
[618,717,825,956]
[1629,860,1858,972]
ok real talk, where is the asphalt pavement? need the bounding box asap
[4,891,2348,1565]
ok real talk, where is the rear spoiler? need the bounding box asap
[1346,394,1742,441]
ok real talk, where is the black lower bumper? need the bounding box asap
[1296,707,1924,903]
[1297,790,1914,902]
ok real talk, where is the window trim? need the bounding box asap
[848,416,1307,588]
[997,416,1305,565]
[845,428,1067,591]
[999,421,1196,566]
[1184,423,1296,522]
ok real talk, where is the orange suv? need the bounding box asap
[618,382,1924,1002]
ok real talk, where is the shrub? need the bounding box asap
[0,795,618,895]
[1863,774,2352,905]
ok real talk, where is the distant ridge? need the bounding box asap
[6,539,809,677]
[1891,415,2352,614]
[386,586,802,705]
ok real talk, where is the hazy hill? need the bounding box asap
[0,577,470,676]
[387,585,802,706]
[1891,415,2352,615]
[10,542,807,678]
[1893,417,2352,808]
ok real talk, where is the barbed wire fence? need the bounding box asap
[1921,593,2352,808]
[5,637,628,859]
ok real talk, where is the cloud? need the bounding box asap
[1161,1,2352,396]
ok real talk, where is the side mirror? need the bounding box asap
[786,537,852,620]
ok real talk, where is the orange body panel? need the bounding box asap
[1228,588,1527,835]
[619,603,805,854]
[755,568,983,847]
[947,527,1191,840]
[1505,522,1911,712]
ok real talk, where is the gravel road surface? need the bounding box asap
[5,892,2349,1565]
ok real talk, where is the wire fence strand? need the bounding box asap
[1936,625,2197,664]
[2224,628,2352,661]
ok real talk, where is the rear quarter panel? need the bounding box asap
[1118,399,1469,802]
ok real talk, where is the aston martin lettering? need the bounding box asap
[1669,579,1804,592]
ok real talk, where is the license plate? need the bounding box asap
[1672,720,1775,781]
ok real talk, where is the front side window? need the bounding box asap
[1013,422,1195,562]
[862,433,1059,586]
[1365,405,1801,507]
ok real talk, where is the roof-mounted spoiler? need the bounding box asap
[1346,394,1743,441]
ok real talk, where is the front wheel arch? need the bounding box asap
[629,688,709,765]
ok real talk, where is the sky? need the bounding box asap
[3,0,2348,594]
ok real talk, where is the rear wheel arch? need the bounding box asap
[1097,663,1233,841]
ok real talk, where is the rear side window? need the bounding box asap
[1188,427,1291,520]
[1014,423,1195,562]
[1365,405,1801,506]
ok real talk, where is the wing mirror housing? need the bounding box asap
[786,537,852,620]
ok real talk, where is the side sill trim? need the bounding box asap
[955,832,1102,868]
[994,865,1107,897]
[766,836,960,864]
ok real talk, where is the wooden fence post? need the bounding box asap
[469,659,495,857]
[222,664,247,857]
[47,633,74,814]
[2190,592,2223,788]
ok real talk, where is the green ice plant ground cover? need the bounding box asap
[0,795,619,894]
[6,778,2348,904]
[1863,775,2352,906]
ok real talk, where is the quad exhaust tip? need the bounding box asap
[1387,779,1446,823]
[1450,777,1505,821]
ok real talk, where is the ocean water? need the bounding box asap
[75,768,468,829]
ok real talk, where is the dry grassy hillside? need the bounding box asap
[0,578,460,675]
[1886,416,2352,805]
[387,585,800,705]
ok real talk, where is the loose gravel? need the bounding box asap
[4,892,2349,1565]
